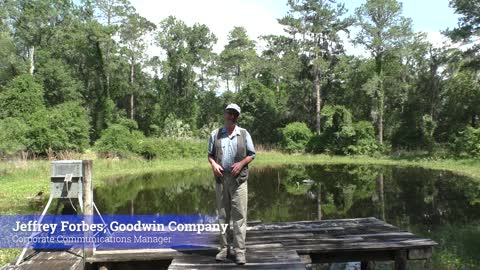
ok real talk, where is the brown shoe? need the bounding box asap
[215,247,228,261]
[235,250,246,265]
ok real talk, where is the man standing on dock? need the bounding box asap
[208,103,256,265]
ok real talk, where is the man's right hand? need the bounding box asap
[211,162,224,177]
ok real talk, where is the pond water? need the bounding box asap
[94,164,480,270]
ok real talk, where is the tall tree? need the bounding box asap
[12,0,73,75]
[188,23,218,92]
[279,0,353,134]
[89,0,131,98]
[154,16,217,127]
[119,10,155,120]
[260,35,302,101]
[219,27,256,92]
[354,0,413,144]
[447,0,480,68]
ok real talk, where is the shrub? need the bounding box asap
[0,74,45,119]
[306,105,381,155]
[452,127,480,158]
[346,121,381,155]
[95,123,145,158]
[0,117,28,156]
[306,105,354,154]
[47,102,90,152]
[96,117,206,159]
[25,102,90,154]
[161,114,193,138]
[139,137,205,160]
[280,122,313,153]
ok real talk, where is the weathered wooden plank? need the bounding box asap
[288,239,437,254]
[86,248,180,262]
[168,244,306,270]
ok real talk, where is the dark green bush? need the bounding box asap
[452,127,480,158]
[306,105,354,154]
[280,122,313,153]
[139,137,205,160]
[26,102,90,154]
[0,74,45,119]
[346,121,381,155]
[95,123,145,158]
[306,106,381,155]
[95,118,205,159]
[0,117,29,156]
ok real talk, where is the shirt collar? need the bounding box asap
[220,125,241,137]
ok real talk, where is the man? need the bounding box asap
[208,103,256,265]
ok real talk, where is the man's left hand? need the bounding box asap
[230,162,244,176]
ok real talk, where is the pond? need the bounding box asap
[94,164,480,270]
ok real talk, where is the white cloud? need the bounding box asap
[425,31,450,48]
[130,0,285,56]
[131,1,463,67]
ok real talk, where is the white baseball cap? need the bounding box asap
[225,103,241,115]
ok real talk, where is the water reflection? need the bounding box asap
[95,164,480,269]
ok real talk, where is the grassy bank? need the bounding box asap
[2,152,480,214]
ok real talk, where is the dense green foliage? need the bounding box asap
[95,122,146,158]
[0,75,89,156]
[280,122,313,153]
[26,102,90,154]
[0,75,45,118]
[95,117,205,158]
[306,105,380,155]
[139,137,205,160]
[452,127,480,158]
[0,0,479,158]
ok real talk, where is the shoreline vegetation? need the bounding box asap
[1,151,480,215]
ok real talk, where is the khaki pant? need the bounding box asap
[215,173,248,252]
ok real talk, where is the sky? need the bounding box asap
[129,0,461,56]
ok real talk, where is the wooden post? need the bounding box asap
[83,160,94,257]
[394,250,407,270]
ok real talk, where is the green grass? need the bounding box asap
[1,151,480,265]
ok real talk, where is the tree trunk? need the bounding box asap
[314,68,322,135]
[105,12,112,99]
[375,53,384,144]
[130,60,135,120]
[236,65,241,92]
[378,91,384,145]
[29,46,35,75]
[276,78,280,103]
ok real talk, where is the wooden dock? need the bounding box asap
[2,217,437,270]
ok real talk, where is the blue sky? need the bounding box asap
[266,0,460,33]
[386,0,459,32]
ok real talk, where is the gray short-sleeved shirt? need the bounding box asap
[208,126,256,172]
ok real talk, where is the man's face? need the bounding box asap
[224,110,238,126]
